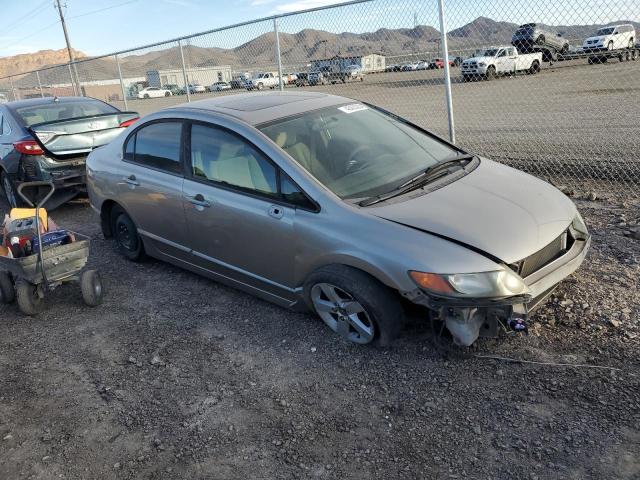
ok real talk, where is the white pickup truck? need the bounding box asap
[245,72,281,90]
[461,46,542,81]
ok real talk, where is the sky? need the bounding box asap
[0,0,636,58]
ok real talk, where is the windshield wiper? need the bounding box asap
[359,154,476,207]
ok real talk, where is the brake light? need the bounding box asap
[14,140,44,155]
[119,117,139,128]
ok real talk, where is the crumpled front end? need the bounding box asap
[403,217,591,346]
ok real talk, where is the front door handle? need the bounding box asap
[124,175,139,186]
[187,193,211,208]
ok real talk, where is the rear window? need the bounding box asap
[15,100,118,126]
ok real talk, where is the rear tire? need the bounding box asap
[536,35,546,46]
[257,82,264,90]
[528,60,541,74]
[628,38,634,49]
[80,269,104,307]
[111,206,145,262]
[164,91,171,97]
[1,171,22,208]
[0,271,15,304]
[144,94,150,99]
[303,265,403,346]
[15,280,44,316]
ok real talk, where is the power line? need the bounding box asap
[2,19,61,53]
[0,0,51,36]
[67,0,139,20]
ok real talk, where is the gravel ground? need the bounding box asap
[0,188,638,478]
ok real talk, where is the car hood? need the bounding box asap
[584,35,609,42]
[463,56,492,64]
[370,159,577,264]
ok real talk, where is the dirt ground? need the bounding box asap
[0,186,639,480]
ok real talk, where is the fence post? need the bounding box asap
[68,64,78,96]
[36,70,44,98]
[437,0,456,144]
[274,18,284,91]
[179,40,191,102]
[115,54,128,110]
[9,76,17,101]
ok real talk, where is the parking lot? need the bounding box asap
[115,57,640,188]
[1,42,640,479]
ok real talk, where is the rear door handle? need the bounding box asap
[124,175,139,186]
[186,193,211,208]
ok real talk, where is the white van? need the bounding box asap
[583,24,636,52]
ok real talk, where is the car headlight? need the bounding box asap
[409,268,529,298]
[572,212,588,235]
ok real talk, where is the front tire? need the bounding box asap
[628,38,634,50]
[165,91,171,97]
[81,270,104,307]
[536,35,546,46]
[607,41,614,51]
[256,82,264,90]
[304,265,403,346]
[144,94,150,99]
[485,66,496,80]
[16,281,44,316]
[111,206,145,262]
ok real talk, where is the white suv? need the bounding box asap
[583,24,636,52]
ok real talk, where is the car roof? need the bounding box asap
[168,91,349,126]
[3,96,102,110]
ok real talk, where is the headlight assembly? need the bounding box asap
[572,212,588,235]
[409,268,529,298]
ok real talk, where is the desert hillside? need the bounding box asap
[0,48,85,78]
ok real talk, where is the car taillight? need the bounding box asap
[119,117,139,128]
[14,140,44,155]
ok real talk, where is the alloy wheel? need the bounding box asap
[116,221,135,251]
[311,283,375,344]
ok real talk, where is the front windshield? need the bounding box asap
[597,27,614,35]
[474,48,499,57]
[259,104,458,199]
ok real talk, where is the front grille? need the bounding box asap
[515,230,574,278]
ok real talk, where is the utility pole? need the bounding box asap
[55,0,81,95]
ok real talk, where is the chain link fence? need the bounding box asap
[1,0,638,193]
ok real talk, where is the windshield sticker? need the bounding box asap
[338,104,368,114]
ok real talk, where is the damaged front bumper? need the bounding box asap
[403,234,591,346]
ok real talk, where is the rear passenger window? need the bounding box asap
[190,124,277,197]
[126,122,183,174]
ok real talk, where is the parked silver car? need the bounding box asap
[86,92,590,347]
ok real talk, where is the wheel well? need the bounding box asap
[100,200,120,238]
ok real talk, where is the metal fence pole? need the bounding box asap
[274,18,284,91]
[437,0,456,144]
[115,54,128,110]
[9,76,16,101]
[68,64,78,96]
[179,40,191,102]
[36,70,44,98]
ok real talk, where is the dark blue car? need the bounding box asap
[0,96,137,209]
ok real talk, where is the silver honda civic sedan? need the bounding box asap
[86,92,590,346]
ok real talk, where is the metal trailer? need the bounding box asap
[0,182,103,315]
[556,47,639,64]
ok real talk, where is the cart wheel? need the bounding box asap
[15,280,44,315]
[0,271,15,304]
[81,270,103,307]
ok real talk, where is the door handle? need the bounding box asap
[268,205,284,219]
[187,193,211,208]
[124,175,139,186]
